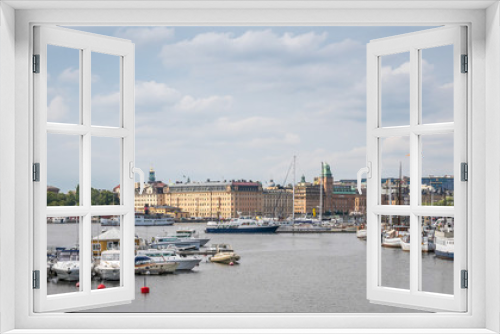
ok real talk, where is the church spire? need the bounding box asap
[149,166,156,183]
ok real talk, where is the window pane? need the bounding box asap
[47,216,82,295]
[381,215,410,290]
[421,134,454,206]
[380,52,410,127]
[420,216,454,294]
[47,45,81,124]
[91,137,121,205]
[91,52,121,127]
[421,45,454,124]
[47,134,80,206]
[92,216,122,289]
[380,136,410,205]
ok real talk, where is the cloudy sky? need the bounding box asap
[46,26,454,193]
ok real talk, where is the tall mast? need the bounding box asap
[319,161,323,221]
[398,161,402,225]
[292,155,296,221]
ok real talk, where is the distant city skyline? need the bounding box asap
[47,26,454,193]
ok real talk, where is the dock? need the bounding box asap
[276,227,356,233]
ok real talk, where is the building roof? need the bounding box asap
[93,228,120,241]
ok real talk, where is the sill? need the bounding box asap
[4,329,497,334]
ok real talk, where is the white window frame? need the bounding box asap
[1,1,499,333]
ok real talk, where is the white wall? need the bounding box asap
[486,2,500,333]
[0,2,16,333]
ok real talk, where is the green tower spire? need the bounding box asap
[149,167,156,183]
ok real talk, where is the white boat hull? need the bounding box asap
[382,237,401,248]
[356,229,367,239]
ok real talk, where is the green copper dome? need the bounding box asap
[322,163,332,177]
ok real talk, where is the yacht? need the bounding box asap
[382,230,402,248]
[137,248,201,271]
[150,236,201,250]
[135,213,175,226]
[94,250,121,281]
[51,249,80,281]
[173,229,210,247]
[134,255,179,275]
[205,218,279,233]
[434,219,454,259]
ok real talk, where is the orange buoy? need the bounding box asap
[97,283,106,289]
[141,286,150,294]
[229,262,234,266]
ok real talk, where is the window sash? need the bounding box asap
[366,26,468,312]
[33,25,136,312]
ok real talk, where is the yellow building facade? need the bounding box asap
[163,181,263,219]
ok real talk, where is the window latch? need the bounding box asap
[357,162,371,195]
[130,162,145,194]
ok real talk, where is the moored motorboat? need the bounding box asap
[401,235,411,251]
[205,218,279,234]
[173,229,210,247]
[134,255,178,275]
[150,236,201,250]
[137,248,201,271]
[94,250,121,281]
[51,249,80,281]
[356,225,367,239]
[382,230,402,248]
[209,244,240,264]
[135,213,175,226]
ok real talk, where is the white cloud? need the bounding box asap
[58,67,79,83]
[115,27,175,45]
[136,81,181,106]
[92,91,120,107]
[174,95,233,113]
[47,95,68,121]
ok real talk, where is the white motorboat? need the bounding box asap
[382,230,402,248]
[134,255,178,275]
[135,214,174,226]
[173,229,210,247]
[150,236,201,250]
[434,219,454,259]
[137,248,201,271]
[356,225,367,239]
[401,235,411,251]
[94,250,121,281]
[51,249,80,281]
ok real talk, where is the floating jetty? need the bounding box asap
[276,226,356,233]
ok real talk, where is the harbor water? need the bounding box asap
[47,223,453,313]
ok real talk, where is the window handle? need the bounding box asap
[130,162,145,194]
[357,162,372,195]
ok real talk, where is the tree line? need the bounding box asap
[47,185,119,206]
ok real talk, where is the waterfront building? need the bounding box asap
[262,181,293,218]
[133,167,167,211]
[294,163,334,216]
[138,205,189,219]
[163,180,263,219]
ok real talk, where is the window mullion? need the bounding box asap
[409,47,419,294]
[81,47,92,294]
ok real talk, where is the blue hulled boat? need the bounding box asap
[205,218,279,234]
